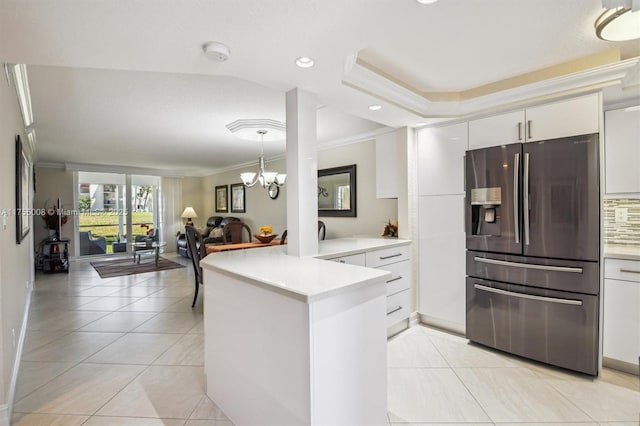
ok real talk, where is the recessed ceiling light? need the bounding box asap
[369,104,382,111]
[416,0,438,4]
[295,57,315,68]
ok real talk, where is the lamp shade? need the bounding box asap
[181,207,198,219]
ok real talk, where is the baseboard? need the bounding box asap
[6,287,32,421]
[418,313,466,336]
[409,311,420,327]
[603,356,640,376]
[0,403,9,426]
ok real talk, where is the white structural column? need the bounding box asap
[285,88,318,257]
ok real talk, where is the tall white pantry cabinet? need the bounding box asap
[417,122,468,333]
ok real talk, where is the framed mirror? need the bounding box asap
[318,164,356,217]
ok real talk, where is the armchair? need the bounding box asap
[79,231,107,255]
[177,216,240,257]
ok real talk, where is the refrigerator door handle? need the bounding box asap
[474,284,583,306]
[474,256,583,273]
[514,153,520,244]
[523,152,530,245]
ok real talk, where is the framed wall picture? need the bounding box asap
[230,183,246,213]
[15,134,31,243]
[215,185,228,213]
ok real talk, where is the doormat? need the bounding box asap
[90,257,185,279]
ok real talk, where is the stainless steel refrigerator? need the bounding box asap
[465,133,600,375]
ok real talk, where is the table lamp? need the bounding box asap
[181,207,198,227]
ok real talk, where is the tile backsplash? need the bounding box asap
[603,199,640,247]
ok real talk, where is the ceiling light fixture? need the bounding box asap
[240,130,287,190]
[369,104,382,111]
[416,0,438,4]
[295,56,315,68]
[202,41,231,61]
[595,0,640,41]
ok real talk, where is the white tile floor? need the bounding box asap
[11,253,640,426]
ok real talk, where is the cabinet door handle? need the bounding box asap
[620,268,640,274]
[527,120,532,139]
[386,305,402,315]
[386,276,403,283]
[517,122,522,141]
[380,253,402,260]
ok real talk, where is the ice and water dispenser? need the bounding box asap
[470,187,502,236]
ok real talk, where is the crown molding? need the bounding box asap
[343,55,640,119]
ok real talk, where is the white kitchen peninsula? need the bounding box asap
[200,237,410,426]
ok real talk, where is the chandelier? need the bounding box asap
[240,130,287,188]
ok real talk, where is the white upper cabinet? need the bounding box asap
[376,131,399,199]
[417,122,468,196]
[605,107,640,195]
[468,110,526,149]
[524,93,600,142]
[468,93,601,148]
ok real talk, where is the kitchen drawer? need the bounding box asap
[379,260,410,296]
[386,289,410,327]
[604,258,640,282]
[366,245,410,268]
[329,253,366,266]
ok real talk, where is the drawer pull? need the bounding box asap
[380,253,402,260]
[474,284,583,306]
[620,268,640,274]
[386,276,402,283]
[474,256,582,273]
[386,305,402,315]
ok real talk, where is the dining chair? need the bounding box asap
[222,221,252,244]
[184,225,206,307]
[280,221,326,245]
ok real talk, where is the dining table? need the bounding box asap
[206,240,281,255]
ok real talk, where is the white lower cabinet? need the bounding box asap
[418,194,466,334]
[603,258,640,371]
[330,253,366,266]
[328,243,412,335]
[386,289,410,327]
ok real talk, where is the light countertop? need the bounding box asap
[201,238,410,303]
[603,244,640,262]
[316,237,411,259]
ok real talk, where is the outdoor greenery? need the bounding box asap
[78,195,91,211]
[79,211,154,254]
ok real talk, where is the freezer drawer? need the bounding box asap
[467,250,599,295]
[466,277,599,375]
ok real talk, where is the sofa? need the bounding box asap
[177,216,240,258]
[79,231,107,255]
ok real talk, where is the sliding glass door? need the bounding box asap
[76,172,159,256]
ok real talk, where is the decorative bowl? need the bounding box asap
[254,234,277,243]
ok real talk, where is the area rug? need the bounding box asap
[90,257,185,279]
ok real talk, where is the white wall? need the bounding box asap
[33,167,74,255]
[0,67,35,422]
[201,158,288,238]
[201,139,398,240]
[318,140,397,239]
[181,176,207,230]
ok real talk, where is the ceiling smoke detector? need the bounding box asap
[202,41,231,61]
